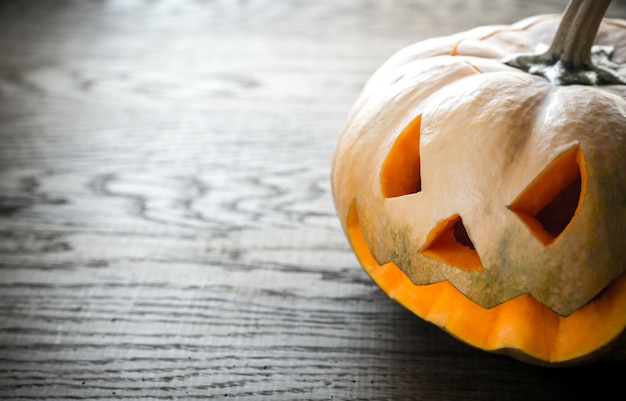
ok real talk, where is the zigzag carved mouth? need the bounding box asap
[346,202,626,363]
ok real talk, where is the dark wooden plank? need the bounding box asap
[1,0,626,400]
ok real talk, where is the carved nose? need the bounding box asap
[420,214,483,271]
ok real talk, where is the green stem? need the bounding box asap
[505,0,625,85]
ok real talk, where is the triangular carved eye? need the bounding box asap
[420,214,483,271]
[380,115,422,198]
[508,145,586,246]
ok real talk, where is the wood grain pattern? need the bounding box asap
[1,0,626,399]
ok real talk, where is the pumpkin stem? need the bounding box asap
[505,0,626,85]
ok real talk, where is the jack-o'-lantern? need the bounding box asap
[332,0,626,366]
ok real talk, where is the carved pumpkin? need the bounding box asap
[332,0,626,365]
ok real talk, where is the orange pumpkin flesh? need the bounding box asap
[332,1,626,365]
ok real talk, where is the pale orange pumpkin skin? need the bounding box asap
[332,15,626,365]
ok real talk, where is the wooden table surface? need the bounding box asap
[2,0,626,399]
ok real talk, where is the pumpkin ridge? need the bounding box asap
[603,18,626,29]
[450,15,560,60]
[461,60,482,73]
[477,15,555,42]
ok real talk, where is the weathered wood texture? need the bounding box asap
[1,0,626,400]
